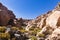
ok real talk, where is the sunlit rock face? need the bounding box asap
[37,3,60,40]
[46,11,60,29]
[25,11,52,31]
[45,3,60,29]
[45,28,60,40]
[0,3,15,26]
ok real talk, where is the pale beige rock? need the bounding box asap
[37,17,46,28]
[45,28,60,40]
[25,11,52,31]
[46,11,60,29]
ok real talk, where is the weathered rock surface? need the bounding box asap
[25,2,60,40]
[25,10,52,31]
[15,18,31,27]
[0,3,15,26]
[37,3,60,40]
[0,3,31,26]
[45,27,60,40]
[46,11,60,29]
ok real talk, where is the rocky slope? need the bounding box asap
[0,3,30,26]
[0,3,15,26]
[25,3,60,40]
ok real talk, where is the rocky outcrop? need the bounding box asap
[0,3,31,26]
[0,3,15,26]
[25,10,52,30]
[15,18,31,27]
[46,11,60,29]
[25,2,60,40]
[36,3,60,40]
[45,27,60,40]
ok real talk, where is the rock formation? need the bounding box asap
[15,18,31,27]
[0,3,31,26]
[25,2,60,40]
[37,3,60,40]
[25,10,52,31]
[0,3,15,26]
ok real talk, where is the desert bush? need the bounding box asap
[30,36,37,40]
[38,33,45,37]
[0,26,6,32]
[0,33,10,38]
[29,27,41,36]
[11,27,19,30]
[19,28,28,33]
[29,26,35,31]
[34,27,41,32]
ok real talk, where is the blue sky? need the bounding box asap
[0,0,60,19]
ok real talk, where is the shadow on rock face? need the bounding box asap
[7,19,15,26]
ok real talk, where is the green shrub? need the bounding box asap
[11,27,19,30]
[38,33,45,37]
[0,33,10,38]
[30,36,37,40]
[29,26,35,31]
[34,27,41,32]
[0,27,6,32]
